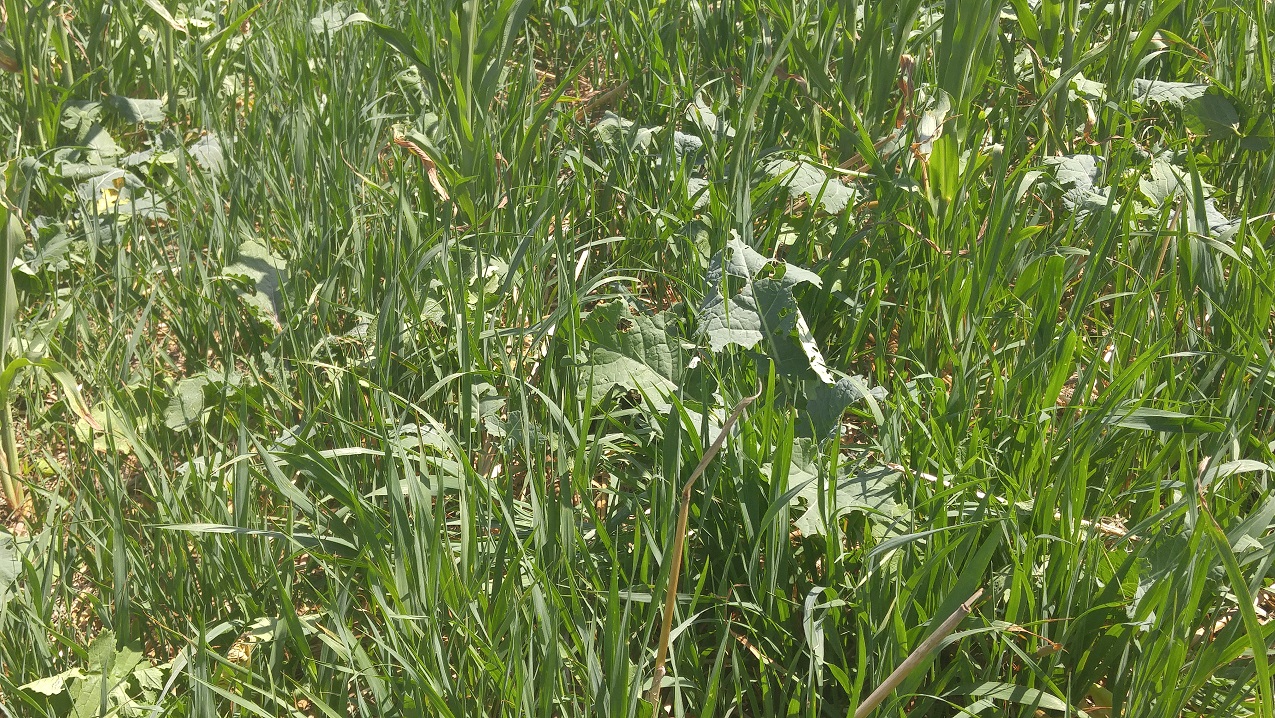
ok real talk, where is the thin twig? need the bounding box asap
[646,387,762,709]
[854,587,984,718]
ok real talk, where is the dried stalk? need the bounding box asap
[646,388,761,709]
[854,587,984,718]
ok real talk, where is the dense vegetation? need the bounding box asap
[2,0,1275,715]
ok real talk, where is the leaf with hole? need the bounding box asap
[581,299,688,401]
[699,235,832,381]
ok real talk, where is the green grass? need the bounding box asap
[2,0,1275,716]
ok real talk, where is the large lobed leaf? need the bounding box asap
[1044,154,1113,213]
[763,157,856,215]
[581,299,690,401]
[223,240,289,330]
[790,459,906,538]
[699,235,817,350]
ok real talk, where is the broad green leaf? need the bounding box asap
[1185,93,1241,140]
[685,97,734,138]
[60,102,101,141]
[66,630,146,718]
[1132,78,1208,107]
[914,88,950,155]
[594,112,658,153]
[239,290,282,330]
[593,113,704,159]
[188,134,225,175]
[1044,154,1111,212]
[881,88,951,158]
[1140,157,1185,206]
[792,465,903,537]
[83,125,124,164]
[581,299,687,399]
[164,374,210,430]
[710,234,821,289]
[20,668,86,696]
[1139,157,1235,235]
[74,168,145,216]
[699,235,831,381]
[687,177,709,209]
[672,131,704,157]
[224,240,288,328]
[700,277,796,353]
[107,643,145,686]
[107,95,166,124]
[86,630,117,669]
[238,614,322,645]
[1047,68,1107,100]
[805,377,886,438]
[1068,71,1106,100]
[763,157,855,214]
[1239,114,1275,151]
[134,663,165,694]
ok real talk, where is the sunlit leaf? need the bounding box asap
[792,465,903,537]
[1185,94,1242,140]
[107,95,166,124]
[164,374,210,430]
[1044,154,1112,212]
[581,299,687,400]
[188,133,226,175]
[763,157,855,214]
[310,5,371,33]
[1132,78,1208,107]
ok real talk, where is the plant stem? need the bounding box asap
[647,387,761,709]
[0,402,23,514]
[853,587,984,718]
